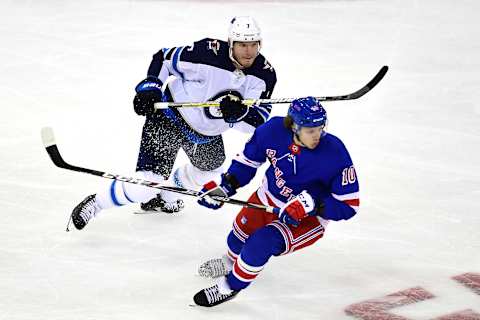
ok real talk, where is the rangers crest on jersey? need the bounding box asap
[288,143,301,155]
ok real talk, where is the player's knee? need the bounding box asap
[191,153,225,171]
[244,226,285,258]
[189,137,226,171]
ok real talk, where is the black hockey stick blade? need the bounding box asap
[40,127,279,214]
[41,127,105,176]
[318,65,389,101]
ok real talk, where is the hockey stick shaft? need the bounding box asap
[154,65,388,109]
[40,127,279,214]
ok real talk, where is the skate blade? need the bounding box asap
[132,209,175,215]
[133,210,156,215]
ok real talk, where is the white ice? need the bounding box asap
[0,0,479,319]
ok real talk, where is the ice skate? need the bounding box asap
[198,256,231,278]
[71,194,101,230]
[193,278,238,307]
[140,194,184,214]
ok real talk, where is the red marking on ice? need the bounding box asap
[345,287,434,320]
[452,273,480,296]
[345,285,480,320]
[434,309,480,320]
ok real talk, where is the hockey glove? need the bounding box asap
[219,95,249,123]
[279,190,322,227]
[197,173,239,210]
[133,76,164,116]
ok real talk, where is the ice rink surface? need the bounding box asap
[0,0,479,319]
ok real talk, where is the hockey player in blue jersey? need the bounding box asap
[69,16,276,230]
[192,97,359,307]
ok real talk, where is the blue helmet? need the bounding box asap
[288,96,327,128]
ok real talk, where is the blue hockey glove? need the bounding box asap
[219,95,249,123]
[197,174,238,210]
[133,76,164,116]
[278,191,321,227]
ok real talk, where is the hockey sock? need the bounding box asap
[95,171,165,209]
[227,226,285,291]
[173,163,223,190]
[226,230,244,261]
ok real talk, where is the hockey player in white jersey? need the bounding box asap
[70,16,277,230]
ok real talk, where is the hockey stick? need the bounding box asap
[154,65,388,109]
[41,127,280,215]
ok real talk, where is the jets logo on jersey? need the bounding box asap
[204,90,243,120]
[207,40,220,55]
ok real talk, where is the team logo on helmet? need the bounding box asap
[288,96,327,128]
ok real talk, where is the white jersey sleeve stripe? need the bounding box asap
[255,103,271,113]
[332,192,359,213]
[331,191,360,201]
[234,151,263,168]
[252,106,269,122]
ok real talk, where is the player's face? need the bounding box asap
[232,41,259,68]
[296,125,324,149]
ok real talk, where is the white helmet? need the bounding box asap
[228,16,262,65]
[228,16,262,46]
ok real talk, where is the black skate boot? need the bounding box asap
[71,194,101,230]
[140,194,184,214]
[193,281,239,307]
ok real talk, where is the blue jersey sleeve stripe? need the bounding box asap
[165,47,176,60]
[172,46,185,78]
[253,106,270,122]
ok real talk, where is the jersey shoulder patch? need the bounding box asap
[180,38,234,71]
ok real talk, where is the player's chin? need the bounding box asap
[307,141,320,149]
[240,59,254,68]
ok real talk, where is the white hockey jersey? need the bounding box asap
[146,38,277,136]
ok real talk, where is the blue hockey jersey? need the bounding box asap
[227,117,359,222]
[146,38,277,136]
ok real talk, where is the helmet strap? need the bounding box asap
[293,132,307,147]
[292,124,307,147]
[292,123,301,134]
